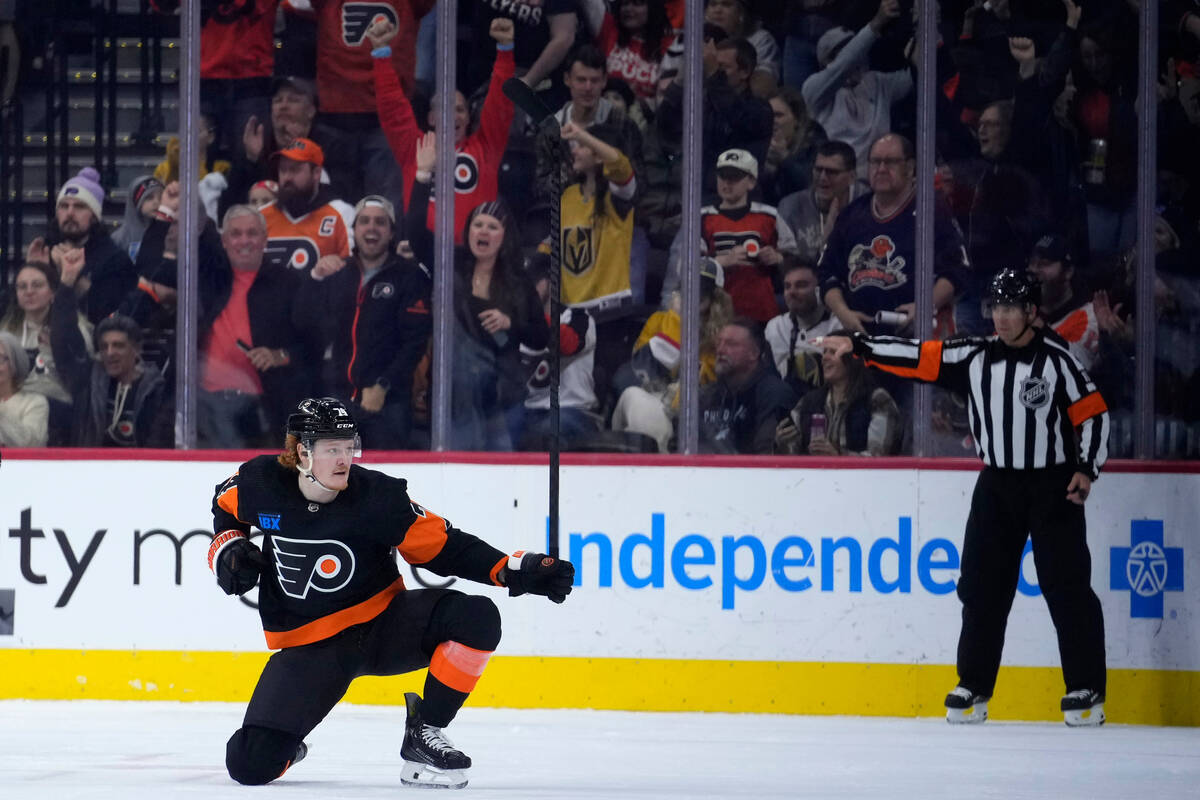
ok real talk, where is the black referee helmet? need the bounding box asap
[986,268,1041,308]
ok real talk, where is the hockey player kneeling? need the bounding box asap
[208,397,575,789]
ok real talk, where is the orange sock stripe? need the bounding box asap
[429,641,493,694]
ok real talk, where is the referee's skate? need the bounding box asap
[944,686,989,724]
[1061,690,1106,727]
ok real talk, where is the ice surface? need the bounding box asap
[0,700,1197,799]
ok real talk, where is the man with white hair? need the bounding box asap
[198,204,308,448]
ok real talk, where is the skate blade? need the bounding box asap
[400,760,468,790]
[1064,704,1105,727]
[946,703,988,724]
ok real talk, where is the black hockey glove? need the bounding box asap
[216,538,269,596]
[505,551,575,603]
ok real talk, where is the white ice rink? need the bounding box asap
[1,701,1198,799]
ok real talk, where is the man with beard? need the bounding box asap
[295,195,432,449]
[699,318,796,454]
[35,167,137,325]
[220,76,355,219]
[778,140,867,266]
[1027,233,1099,372]
[764,262,837,399]
[259,138,351,274]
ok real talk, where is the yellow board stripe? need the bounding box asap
[1,650,1197,726]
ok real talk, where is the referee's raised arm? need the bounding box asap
[825,268,1113,727]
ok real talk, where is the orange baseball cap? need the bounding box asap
[272,137,325,167]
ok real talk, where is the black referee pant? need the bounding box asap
[955,465,1107,698]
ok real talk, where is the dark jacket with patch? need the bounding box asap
[212,455,508,649]
[294,252,432,401]
[700,363,797,455]
[70,359,172,447]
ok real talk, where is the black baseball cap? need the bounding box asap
[1031,233,1070,264]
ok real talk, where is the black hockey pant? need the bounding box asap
[226,589,501,785]
[955,465,1106,698]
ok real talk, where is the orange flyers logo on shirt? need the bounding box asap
[270,536,356,599]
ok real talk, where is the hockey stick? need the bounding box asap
[503,78,563,559]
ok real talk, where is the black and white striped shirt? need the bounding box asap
[852,329,1109,478]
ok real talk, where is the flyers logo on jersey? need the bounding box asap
[713,231,763,258]
[342,3,399,46]
[271,536,356,599]
[265,237,321,271]
[454,154,480,193]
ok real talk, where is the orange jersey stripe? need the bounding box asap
[867,340,943,382]
[217,485,240,519]
[429,641,493,693]
[1068,391,1108,426]
[397,506,449,565]
[263,576,406,650]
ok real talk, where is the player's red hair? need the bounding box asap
[277,434,302,471]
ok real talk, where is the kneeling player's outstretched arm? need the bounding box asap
[503,551,575,604]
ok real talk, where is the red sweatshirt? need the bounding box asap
[373,48,515,243]
[295,0,436,113]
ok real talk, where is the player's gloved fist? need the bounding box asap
[216,538,269,596]
[505,551,575,603]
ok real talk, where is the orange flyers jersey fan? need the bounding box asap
[210,455,507,649]
[1047,301,1100,372]
[260,202,350,273]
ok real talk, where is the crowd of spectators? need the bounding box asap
[4,0,1200,459]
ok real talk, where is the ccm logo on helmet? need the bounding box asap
[271,536,356,599]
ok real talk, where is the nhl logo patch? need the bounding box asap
[1019,376,1050,409]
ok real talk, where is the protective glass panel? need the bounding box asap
[189,2,434,452]
[1,2,179,449]
[778,1,914,457]
[1154,8,1199,459]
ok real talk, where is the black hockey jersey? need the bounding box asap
[211,455,508,649]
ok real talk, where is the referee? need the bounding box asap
[823,269,1109,726]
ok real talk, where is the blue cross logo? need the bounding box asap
[1110,520,1183,619]
[258,513,282,531]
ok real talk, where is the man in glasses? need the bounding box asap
[817,132,967,339]
[778,139,868,265]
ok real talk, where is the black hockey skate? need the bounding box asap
[1061,689,1105,727]
[944,686,990,724]
[291,741,308,768]
[400,692,470,789]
